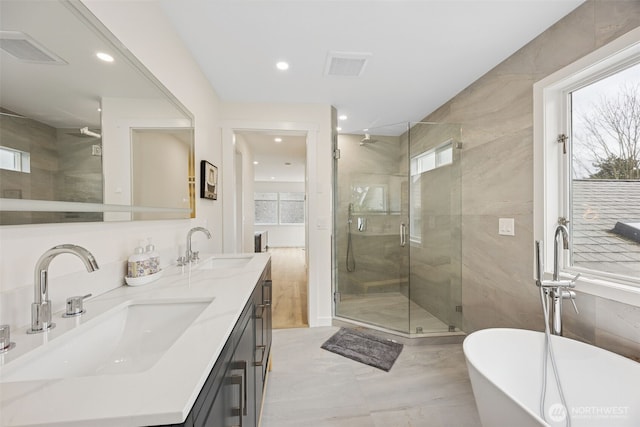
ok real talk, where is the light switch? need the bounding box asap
[498,218,515,236]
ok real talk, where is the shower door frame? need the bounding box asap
[332,124,411,334]
[332,121,463,337]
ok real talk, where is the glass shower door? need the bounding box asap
[333,122,411,334]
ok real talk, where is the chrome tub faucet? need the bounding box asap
[28,244,99,334]
[535,224,580,336]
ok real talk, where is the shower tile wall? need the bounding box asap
[420,0,640,359]
[0,112,103,224]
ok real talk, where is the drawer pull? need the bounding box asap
[254,345,266,367]
[229,374,243,427]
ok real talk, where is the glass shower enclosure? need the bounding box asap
[333,122,462,335]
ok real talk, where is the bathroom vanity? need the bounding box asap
[172,259,272,427]
[0,253,272,427]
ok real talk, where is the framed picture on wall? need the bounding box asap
[200,160,218,200]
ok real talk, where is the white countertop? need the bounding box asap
[0,252,271,427]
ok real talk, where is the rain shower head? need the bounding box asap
[65,127,102,138]
[360,133,373,145]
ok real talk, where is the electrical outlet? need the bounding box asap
[498,218,515,236]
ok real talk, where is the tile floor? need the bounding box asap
[261,326,482,427]
[338,292,451,334]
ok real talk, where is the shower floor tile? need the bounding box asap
[261,327,481,427]
[337,292,450,333]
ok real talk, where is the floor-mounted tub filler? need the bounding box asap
[463,328,640,427]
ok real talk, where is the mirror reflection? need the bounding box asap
[0,0,195,225]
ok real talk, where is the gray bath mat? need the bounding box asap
[321,328,403,372]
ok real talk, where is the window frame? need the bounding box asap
[534,26,640,306]
[0,146,31,173]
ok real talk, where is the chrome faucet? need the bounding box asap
[535,225,579,336]
[178,227,212,265]
[28,244,99,334]
[553,224,569,281]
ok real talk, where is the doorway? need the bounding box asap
[234,129,309,328]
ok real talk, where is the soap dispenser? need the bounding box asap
[127,242,149,278]
[145,238,160,274]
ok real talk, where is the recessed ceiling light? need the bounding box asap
[253,161,259,165]
[270,176,276,180]
[338,115,348,121]
[96,52,114,62]
[336,127,342,131]
[363,128,369,132]
[274,137,282,143]
[276,61,289,71]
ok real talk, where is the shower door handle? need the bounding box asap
[400,223,407,247]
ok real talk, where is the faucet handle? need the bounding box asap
[0,324,16,353]
[562,289,579,315]
[63,294,92,317]
[570,272,581,285]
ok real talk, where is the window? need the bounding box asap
[254,192,305,225]
[279,192,305,224]
[535,27,640,298]
[569,63,640,279]
[410,141,453,176]
[255,192,278,224]
[0,146,30,173]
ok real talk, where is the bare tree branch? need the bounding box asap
[574,82,640,179]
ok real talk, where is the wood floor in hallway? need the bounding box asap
[269,247,308,328]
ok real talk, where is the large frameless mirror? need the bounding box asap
[0,0,195,225]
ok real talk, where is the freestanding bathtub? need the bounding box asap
[463,328,640,427]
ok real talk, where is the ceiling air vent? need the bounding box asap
[324,51,371,77]
[0,31,66,64]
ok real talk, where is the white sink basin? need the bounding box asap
[0,298,212,383]
[198,255,254,270]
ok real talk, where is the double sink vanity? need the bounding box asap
[0,252,272,427]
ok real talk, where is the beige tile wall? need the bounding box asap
[0,113,103,224]
[421,0,640,360]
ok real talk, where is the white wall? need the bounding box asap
[221,103,334,327]
[0,1,223,330]
[233,133,256,253]
[254,181,305,248]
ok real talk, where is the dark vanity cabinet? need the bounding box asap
[162,261,272,427]
[254,263,272,415]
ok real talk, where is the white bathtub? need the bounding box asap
[463,328,640,427]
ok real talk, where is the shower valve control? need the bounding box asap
[498,218,515,236]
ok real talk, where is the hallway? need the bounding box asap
[270,247,308,328]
